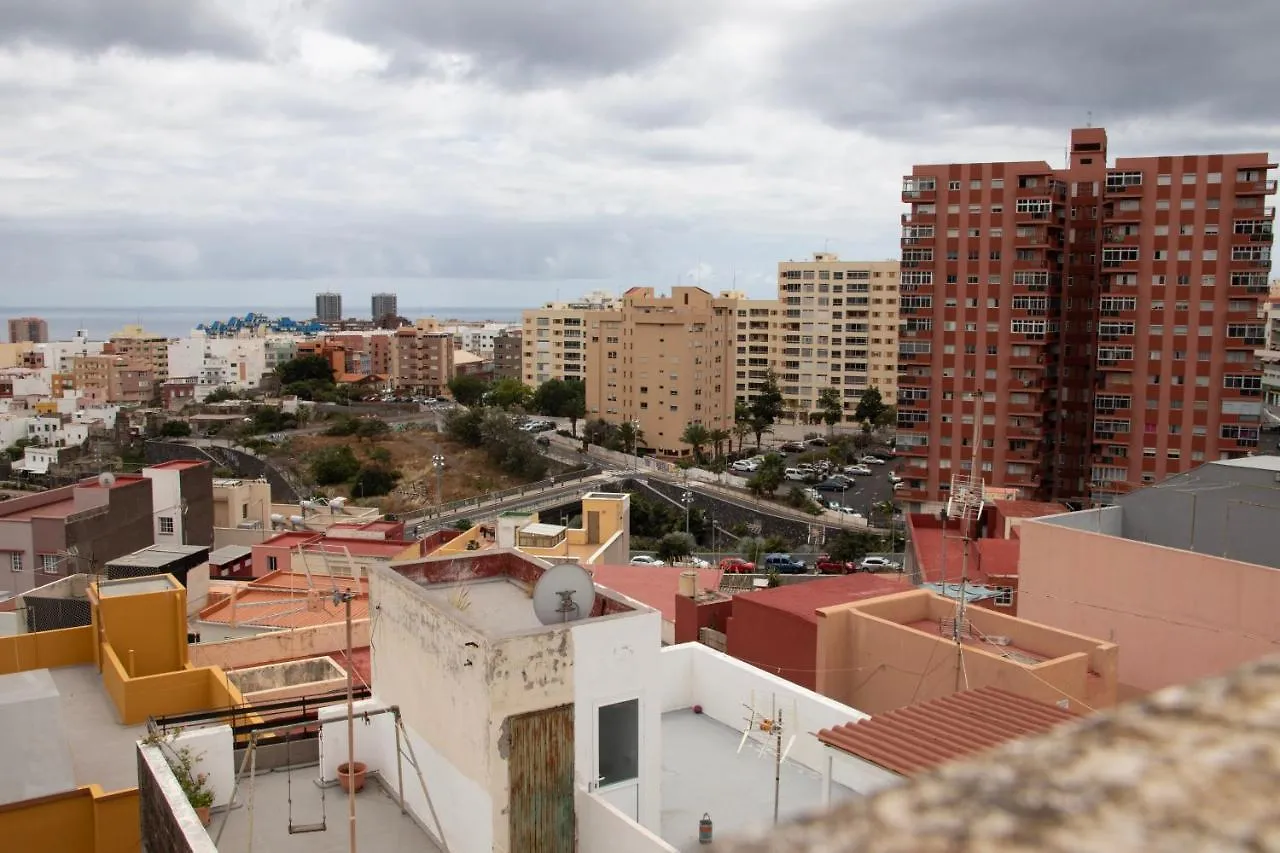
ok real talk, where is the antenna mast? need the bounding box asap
[943,390,987,678]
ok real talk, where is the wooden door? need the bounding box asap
[508,704,575,852]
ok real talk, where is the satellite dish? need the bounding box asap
[289,515,305,529]
[270,513,286,527]
[98,472,116,488]
[531,563,596,626]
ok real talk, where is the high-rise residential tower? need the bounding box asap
[315,291,343,324]
[7,316,48,344]
[371,292,398,322]
[897,128,1273,509]
[776,254,899,422]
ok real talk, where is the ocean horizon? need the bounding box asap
[1,305,525,341]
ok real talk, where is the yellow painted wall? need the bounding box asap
[0,341,33,368]
[103,644,244,725]
[96,586,187,677]
[0,785,138,853]
[0,625,95,675]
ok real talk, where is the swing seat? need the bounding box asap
[288,821,327,834]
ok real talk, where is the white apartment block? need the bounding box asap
[522,291,621,385]
[777,254,900,421]
[28,331,104,373]
[442,322,519,357]
[168,334,271,401]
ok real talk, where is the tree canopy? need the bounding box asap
[277,355,335,386]
[817,387,843,430]
[448,374,490,406]
[854,386,888,425]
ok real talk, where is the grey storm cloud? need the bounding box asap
[0,0,260,57]
[780,0,1280,135]
[329,0,726,85]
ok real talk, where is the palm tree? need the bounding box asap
[680,422,712,464]
[708,428,731,460]
[617,421,644,455]
[732,421,752,454]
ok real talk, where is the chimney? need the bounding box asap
[678,570,697,598]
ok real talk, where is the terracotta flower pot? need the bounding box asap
[337,761,367,793]
[196,806,211,827]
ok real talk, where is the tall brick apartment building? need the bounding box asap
[898,127,1273,508]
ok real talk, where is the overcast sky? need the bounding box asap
[1,0,1277,310]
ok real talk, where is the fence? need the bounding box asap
[401,463,603,523]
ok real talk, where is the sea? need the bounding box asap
[2,306,525,341]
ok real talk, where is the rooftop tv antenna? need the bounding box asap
[942,391,988,675]
[531,563,596,625]
[737,691,798,826]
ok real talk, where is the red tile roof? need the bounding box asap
[587,565,723,622]
[817,687,1078,777]
[734,574,912,624]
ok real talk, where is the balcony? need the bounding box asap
[902,178,937,203]
[902,211,936,225]
[1234,178,1277,196]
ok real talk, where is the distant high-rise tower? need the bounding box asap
[372,292,398,322]
[7,316,48,343]
[315,292,342,324]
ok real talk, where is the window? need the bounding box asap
[1157,174,1172,186]
[1105,171,1143,189]
[1182,173,1197,185]
[948,180,961,190]
[40,554,59,575]
[159,517,175,535]
[8,553,20,573]
[598,699,639,786]
[994,588,1014,607]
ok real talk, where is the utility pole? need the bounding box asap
[432,454,445,506]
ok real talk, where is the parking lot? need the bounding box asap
[725,442,905,521]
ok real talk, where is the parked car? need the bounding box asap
[731,460,758,473]
[859,455,886,465]
[893,481,906,491]
[839,508,866,521]
[779,441,807,452]
[784,467,807,481]
[807,437,829,447]
[762,553,807,574]
[815,555,855,575]
[844,465,873,476]
[888,473,903,484]
[858,556,901,572]
[676,556,711,569]
[629,555,665,566]
[719,557,756,574]
[816,477,854,491]
[535,436,551,447]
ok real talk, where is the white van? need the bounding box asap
[784,468,806,481]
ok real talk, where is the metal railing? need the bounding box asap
[402,463,603,522]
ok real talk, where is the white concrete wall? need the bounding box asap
[576,787,678,853]
[571,610,663,835]
[143,467,184,543]
[0,612,24,636]
[173,724,235,809]
[659,643,890,793]
[369,567,496,853]
[0,669,75,805]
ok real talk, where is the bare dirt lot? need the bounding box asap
[276,429,531,515]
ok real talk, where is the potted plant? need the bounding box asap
[170,744,216,826]
[145,732,216,827]
[337,761,367,793]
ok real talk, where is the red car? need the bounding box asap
[719,557,756,574]
[815,555,855,575]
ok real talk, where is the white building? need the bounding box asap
[441,322,519,357]
[1259,299,1280,415]
[0,368,51,398]
[28,330,104,373]
[25,416,89,449]
[167,333,271,400]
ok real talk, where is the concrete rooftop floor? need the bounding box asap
[50,664,148,792]
[213,769,442,852]
[661,710,853,851]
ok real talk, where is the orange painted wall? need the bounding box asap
[1019,519,1280,691]
[0,786,139,853]
[0,625,95,675]
[95,586,187,677]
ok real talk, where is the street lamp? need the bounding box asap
[631,419,641,471]
[681,490,694,535]
[432,454,446,506]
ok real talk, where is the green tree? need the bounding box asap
[874,404,897,430]
[277,355,335,387]
[817,387,843,432]
[680,422,711,463]
[448,374,490,407]
[531,378,578,417]
[444,406,484,446]
[732,420,752,455]
[368,446,393,466]
[708,427,731,460]
[746,453,785,496]
[204,388,241,403]
[324,416,359,437]
[748,371,785,446]
[159,421,192,437]
[656,532,696,564]
[311,445,360,485]
[785,485,823,514]
[355,417,391,441]
[738,536,765,564]
[854,386,887,425]
[488,378,533,410]
[616,421,644,455]
[564,392,586,437]
[826,531,884,563]
[351,464,401,498]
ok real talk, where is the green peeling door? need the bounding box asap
[508,704,575,852]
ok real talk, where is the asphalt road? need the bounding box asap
[771,454,903,519]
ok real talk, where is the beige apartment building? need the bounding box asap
[109,324,171,383]
[584,286,739,457]
[72,355,155,404]
[390,324,454,396]
[730,296,784,404]
[776,254,900,422]
[521,290,621,386]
